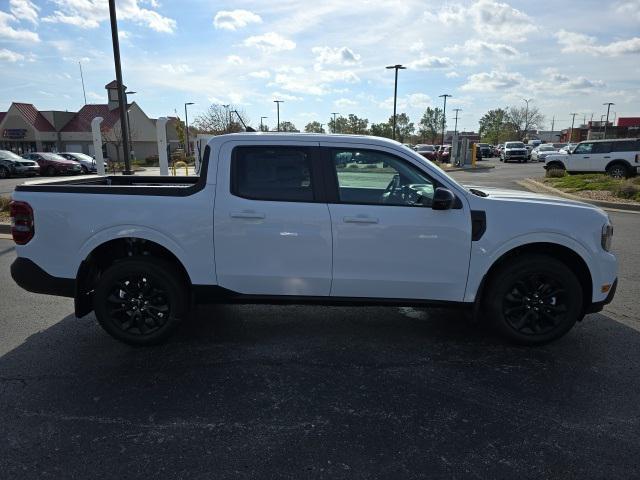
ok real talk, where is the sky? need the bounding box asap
[0,0,639,133]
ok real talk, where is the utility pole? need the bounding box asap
[551,115,555,132]
[386,64,406,140]
[452,108,462,135]
[108,0,132,174]
[331,112,339,133]
[260,116,268,132]
[274,100,283,131]
[603,102,614,139]
[522,98,532,140]
[569,112,577,143]
[439,94,451,147]
[184,102,194,156]
[78,61,87,105]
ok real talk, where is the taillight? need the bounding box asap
[10,201,34,245]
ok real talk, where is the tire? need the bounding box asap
[606,163,628,179]
[81,165,88,174]
[46,165,56,176]
[484,254,583,345]
[94,257,188,346]
[0,166,9,179]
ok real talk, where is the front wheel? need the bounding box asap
[485,254,583,345]
[94,257,188,345]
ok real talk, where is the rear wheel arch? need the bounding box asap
[477,242,592,315]
[75,237,192,317]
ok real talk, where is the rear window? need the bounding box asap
[611,140,640,152]
[231,147,315,202]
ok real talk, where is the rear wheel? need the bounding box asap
[485,254,583,345]
[81,165,89,174]
[606,163,628,179]
[94,257,188,345]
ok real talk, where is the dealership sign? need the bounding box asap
[3,129,27,139]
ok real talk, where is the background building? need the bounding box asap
[0,81,180,160]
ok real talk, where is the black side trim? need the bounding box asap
[14,145,211,197]
[11,257,75,298]
[585,278,617,314]
[471,210,487,241]
[192,285,472,308]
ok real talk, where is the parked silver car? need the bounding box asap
[0,150,40,178]
[58,152,97,174]
[531,144,558,162]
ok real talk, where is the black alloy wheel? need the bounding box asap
[607,164,628,179]
[94,257,188,345]
[486,254,583,345]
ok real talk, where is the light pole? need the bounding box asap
[522,98,532,140]
[331,112,339,133]
[125,90,136,160]
[260,116,268,132]
[108,0,132,174]
[184,102,194,156]
[452,108,462,135]
[222,104,230,133]
[386,64,406,140]
[603,102,614,139]
[274,100,284,131]
[569,112,577,143]
[438,94,451,147]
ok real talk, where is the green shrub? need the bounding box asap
[0,196,10,212]
[614,182,640,200]
[545,168,566,178]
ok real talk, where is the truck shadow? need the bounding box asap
[1,306,640,478]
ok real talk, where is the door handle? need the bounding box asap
[344,216,379,224]
[583,156,590,159]
[604,156,610,159]
[230,211,265,219]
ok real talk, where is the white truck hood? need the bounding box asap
[545,153,569,163]
[465,186,598,210]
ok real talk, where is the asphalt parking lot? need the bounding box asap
[1,157,639,478]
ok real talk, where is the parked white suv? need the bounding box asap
[10,133,617,346]
[545,138,640,178]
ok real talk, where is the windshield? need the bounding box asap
[0,150,22,161]
[67,153,93,161]
[41,153,68,161]
[506,142,525,148]
[539,145,555,151]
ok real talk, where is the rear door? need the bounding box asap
[320,143,472,301]
[214,142,333,296]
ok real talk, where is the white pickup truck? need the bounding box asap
[10,133,617,346]
[545,138,640,178]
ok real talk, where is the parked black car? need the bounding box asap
[0,150,40,178]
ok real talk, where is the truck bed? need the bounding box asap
[14,174,204,196]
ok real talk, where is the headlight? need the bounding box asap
[601,223,613,251]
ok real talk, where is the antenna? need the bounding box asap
[79,61,87,105]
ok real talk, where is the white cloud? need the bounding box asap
[242,32,295,53]
[407,93,432,109]
[0,11,39,42]
[213,9,262,30]
[271,72,327,95]
[426,0,536,42]
[319,70,359,83]
[447,40,519,57]
[43,0,176,33]
[312,46,361,69]
[10,0,39,24]
[227,55,244,65]
[0,48,25,62]
[334,98,357,108]
[408,54,453,70]
[556,30,640,56]
[159,63,193,74]
[446,71,460,78]
[616,0,640,21]
[409,40,424,53]
[460,70,525,91]
[249,70,271,79]
[271,92,303,101]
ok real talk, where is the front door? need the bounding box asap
[321,144,472,302]
[214,143,333,296]
[568,142,595,171]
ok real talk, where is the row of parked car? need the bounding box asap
[493,142,576,163]
[0,150,97,179]
[412,144,453,163]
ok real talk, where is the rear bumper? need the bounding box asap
[11,257,75,297]
[586,278,617,314]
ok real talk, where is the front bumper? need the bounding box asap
[11,257,75,297]
[586,278,617,314]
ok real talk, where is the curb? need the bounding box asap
[443,164,495,173]
[0,222,10,234]
[517,179,640,213]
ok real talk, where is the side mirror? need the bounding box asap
[432,187,455,210]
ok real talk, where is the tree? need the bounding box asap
[478,108,511,144]
[192,104,250,134]
[370,122,393,138]
[345,114,369,134]
[505,105,544,140]
[173,116,186,147]
[392,113,414,143]
[304,121,325,133]
[101,120,137,166]
[418,107,445,144]
[279,121,298,132]
[328,115,348,134]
